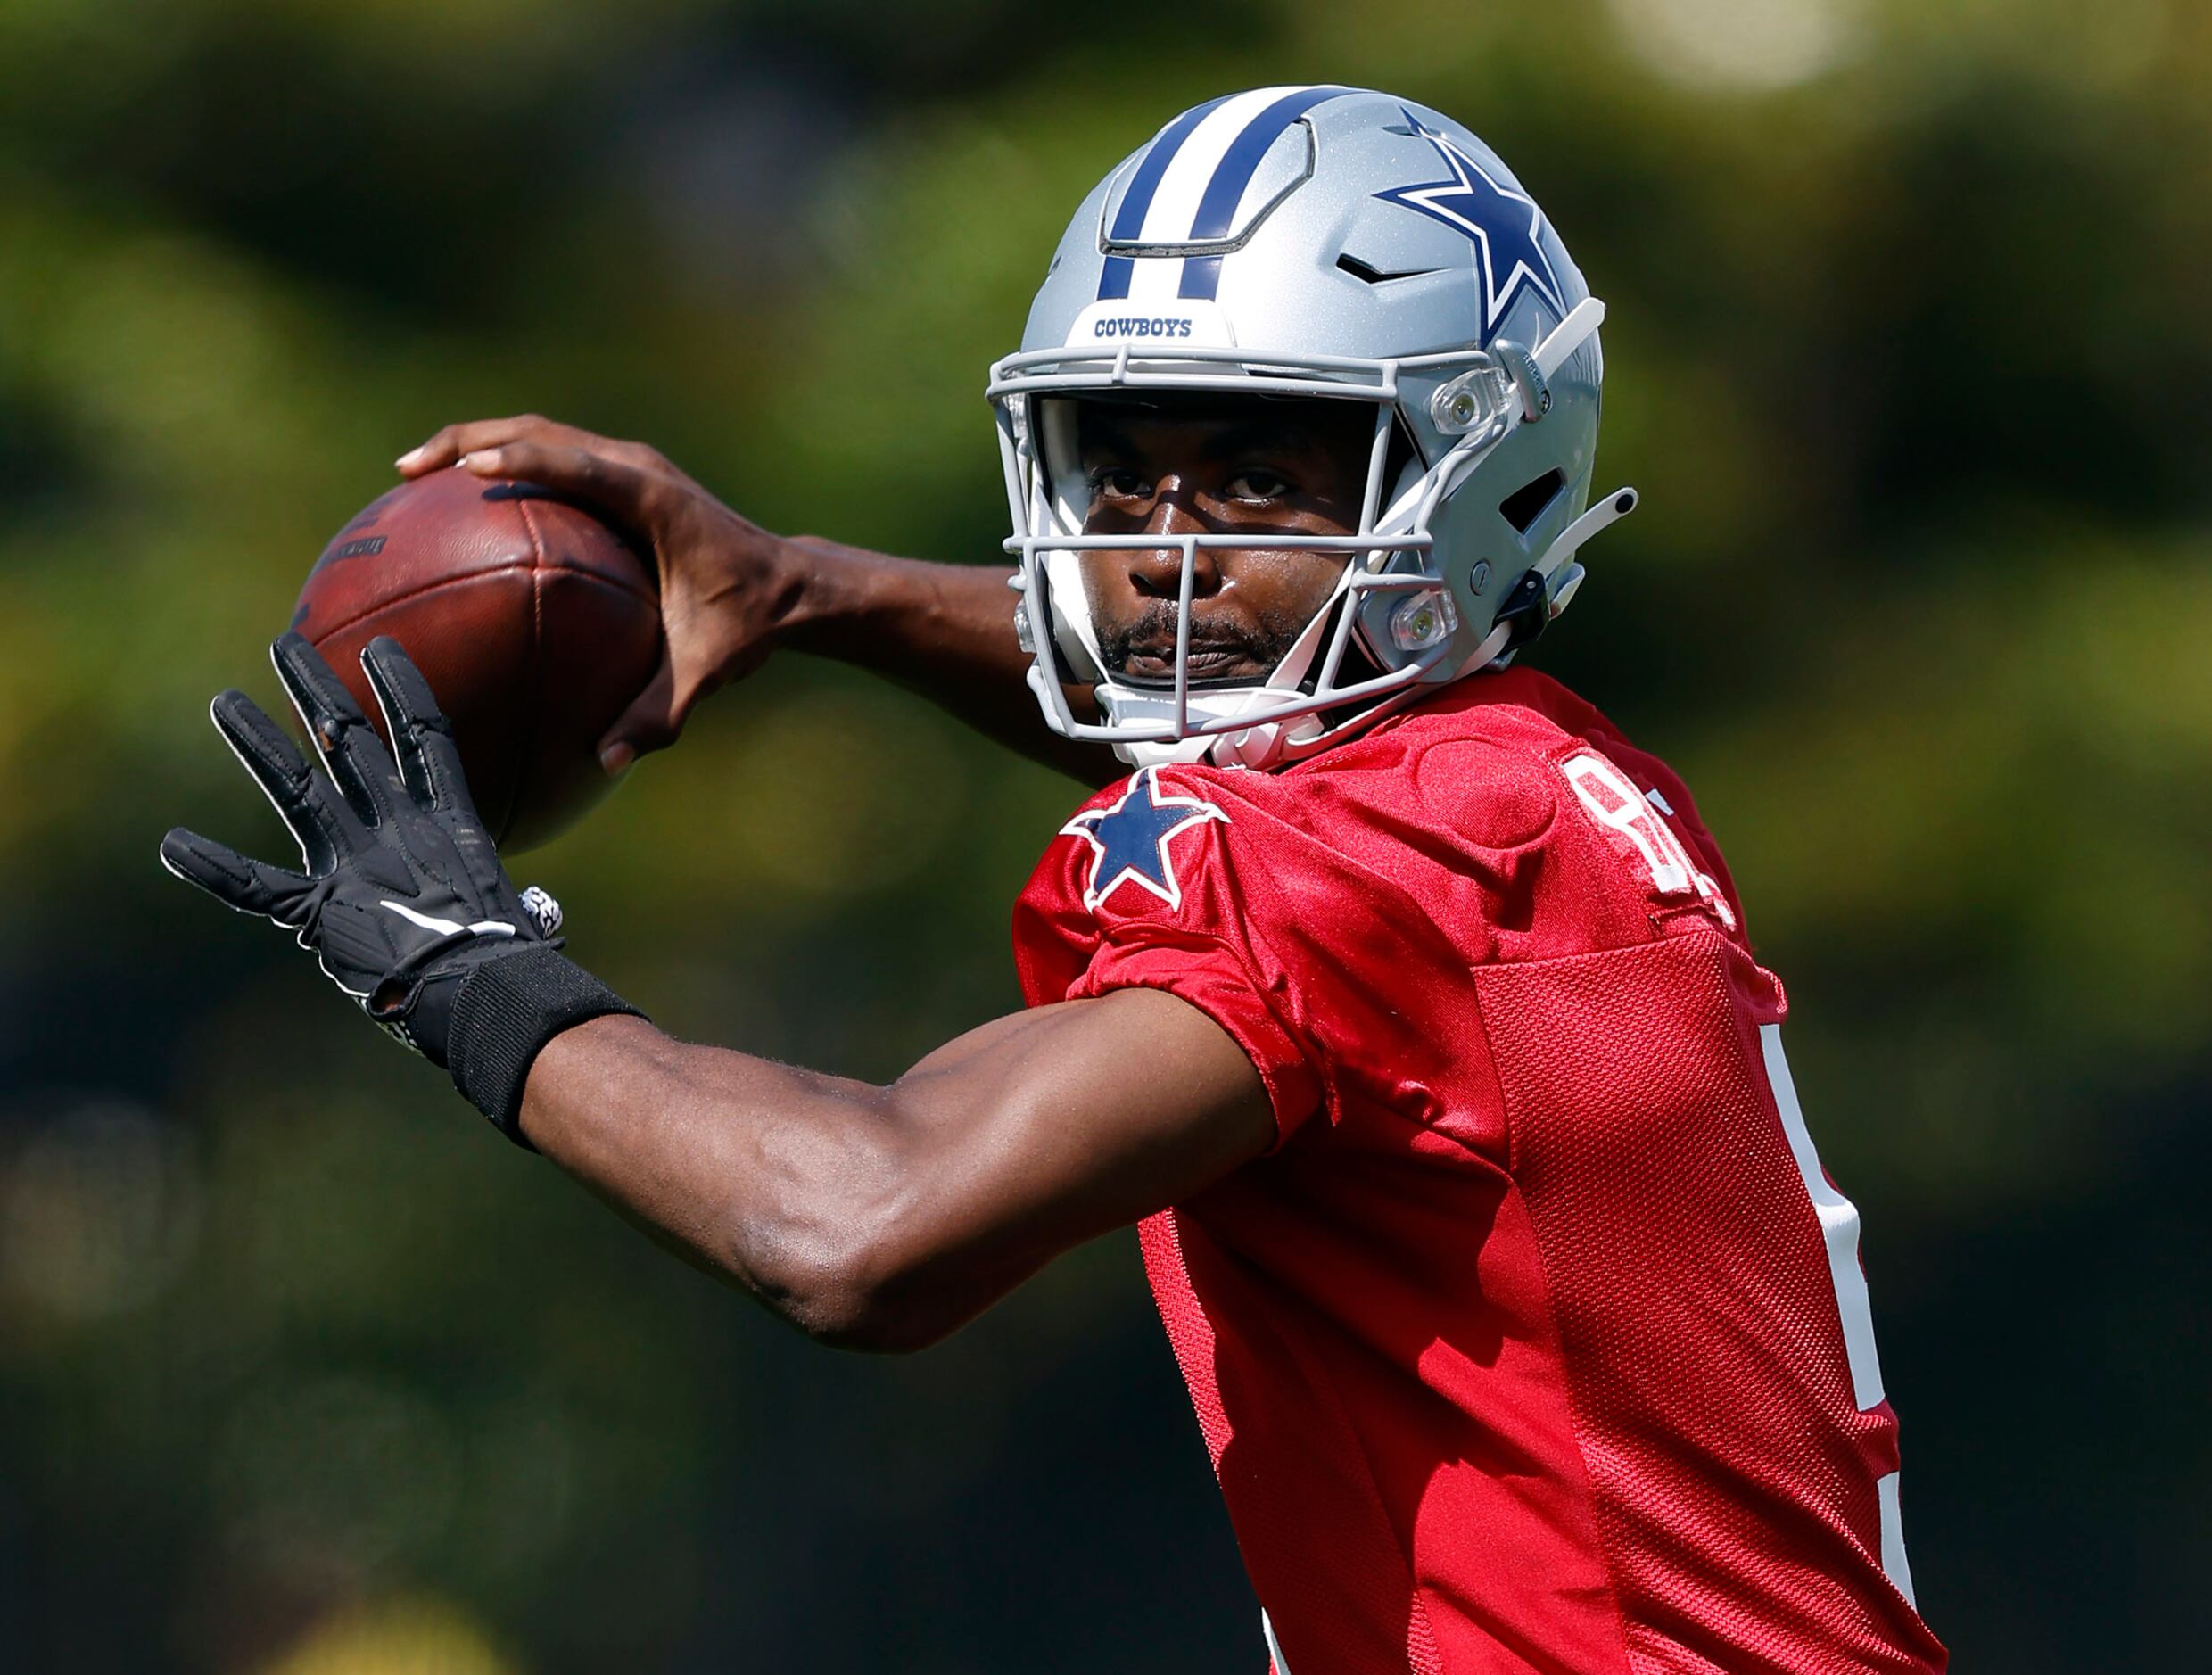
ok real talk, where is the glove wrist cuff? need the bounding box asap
[447,945,645,1147]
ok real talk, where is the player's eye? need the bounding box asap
[1087,466,1149,502]
[1223,467,1293,503]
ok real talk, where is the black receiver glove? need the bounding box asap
[161,631,640,1143]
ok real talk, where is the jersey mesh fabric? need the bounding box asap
[1483,936,1927,1671]
[1011,668,1946,1675]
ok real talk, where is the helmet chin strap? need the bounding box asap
[1532,485,1638,612]
[1483,484,1640,666]
[1105,682,1320,769]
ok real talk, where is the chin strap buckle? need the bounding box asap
[1491,565,1554,649]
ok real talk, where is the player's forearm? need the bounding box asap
[776,535,1119,785]
[513,990,1270,1352]
[516,1012,1032,1350]
[518,1013,905,1342]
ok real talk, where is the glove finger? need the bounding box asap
[269,631,402,826]
[208,689,345,869]
[160,828,314,923]
[359,635,483,824]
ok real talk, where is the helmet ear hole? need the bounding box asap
[1500,467,1567,535]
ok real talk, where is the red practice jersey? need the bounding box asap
[1012,668,1944,1675]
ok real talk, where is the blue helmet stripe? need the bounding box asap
[1096,95,1235,301]
[1178,85,1349,301]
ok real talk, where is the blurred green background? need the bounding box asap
[4,0,2208,1668]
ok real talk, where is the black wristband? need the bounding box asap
[446,945,646,1146]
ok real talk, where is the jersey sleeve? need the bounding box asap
[1010,764,1465,1147]
[1073,917,1325,1145]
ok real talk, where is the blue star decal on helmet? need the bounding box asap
[1373,112,1566,343]
[1061,767,1230,912]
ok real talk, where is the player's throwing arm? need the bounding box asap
[163,630,1275,1347]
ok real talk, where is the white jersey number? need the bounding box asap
[1760,1024,1918,1609]
[1560,752,1737,930]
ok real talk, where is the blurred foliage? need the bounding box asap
[2,0,2209,1669]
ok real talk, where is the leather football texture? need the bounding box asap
[292,467,660,851]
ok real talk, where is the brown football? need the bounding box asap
[291,467,661,852]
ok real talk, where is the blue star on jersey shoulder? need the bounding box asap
[1061,767,1230,912]
[1374,111,1566,343]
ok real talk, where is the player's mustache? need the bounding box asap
[1100,601,1296,673]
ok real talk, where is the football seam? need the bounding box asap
[301,548,654,644]
[509,494,549,848]
[301,561,533,643]
[302,565,657,658]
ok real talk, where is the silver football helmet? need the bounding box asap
[987,85,1634,771]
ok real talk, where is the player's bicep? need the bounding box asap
[871,986,1273,1329]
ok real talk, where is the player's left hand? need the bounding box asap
[161,631,565,1069]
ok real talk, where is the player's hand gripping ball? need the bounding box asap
[292,468,662,851]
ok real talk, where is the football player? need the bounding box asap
[164,87,1946,1673]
